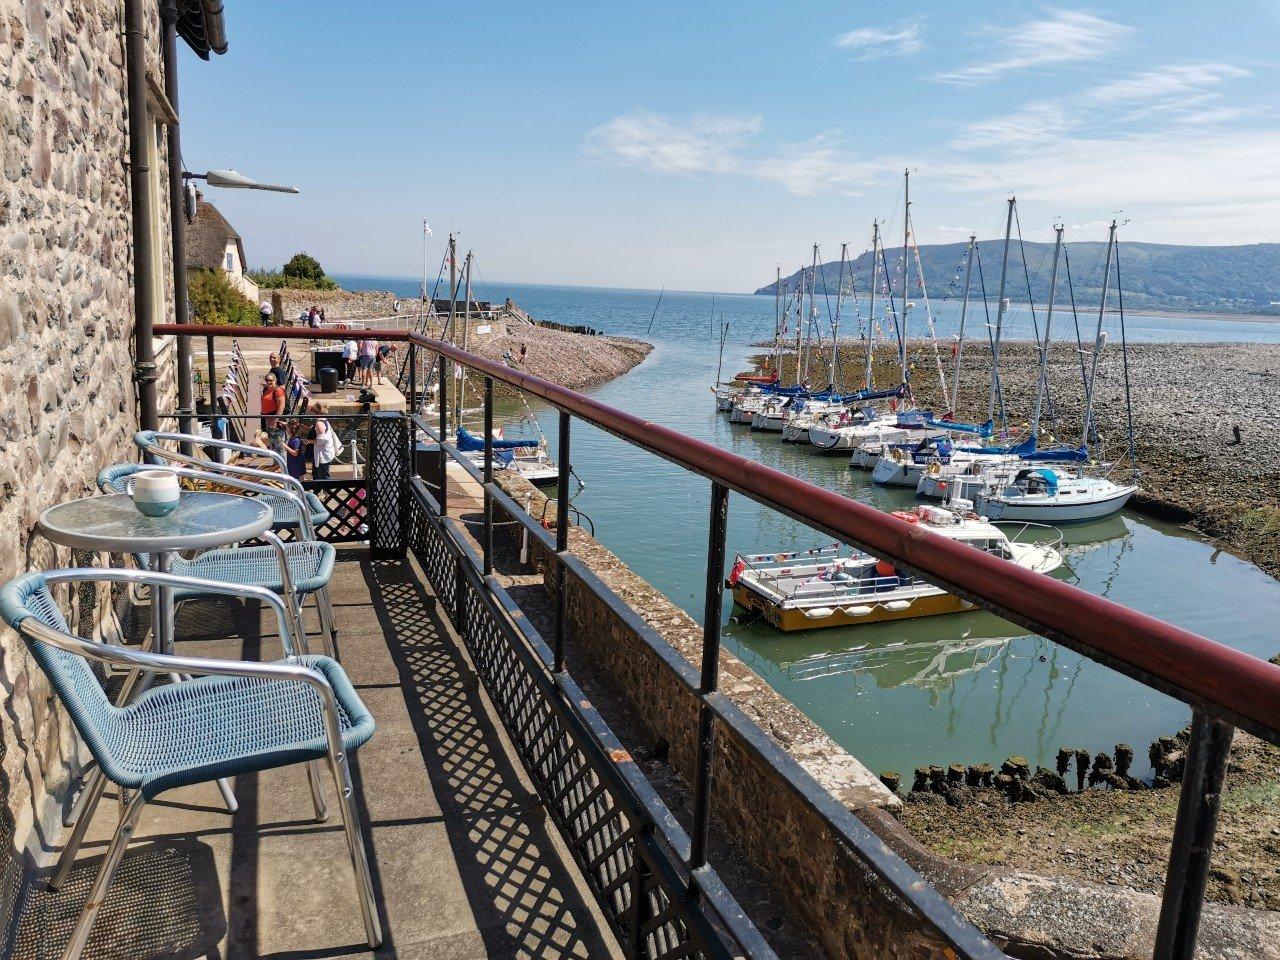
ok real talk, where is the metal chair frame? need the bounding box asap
[9,568,381,959]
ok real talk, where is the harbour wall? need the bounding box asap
[489,470,1280,960]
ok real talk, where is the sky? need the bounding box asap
[178,2,1280,293]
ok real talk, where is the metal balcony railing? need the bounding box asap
[157,322,1280,960]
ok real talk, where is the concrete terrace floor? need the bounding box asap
[10,548,622,960]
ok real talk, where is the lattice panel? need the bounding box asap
[369,413,407,558]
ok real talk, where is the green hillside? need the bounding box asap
[753,241,1280,315]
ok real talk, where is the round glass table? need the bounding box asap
[39,490,274,813]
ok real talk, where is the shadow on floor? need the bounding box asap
[363,557,616,960]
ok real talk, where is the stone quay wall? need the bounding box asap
[0,0,177,940]
[485,472,968,960]
[489,472,1280,960]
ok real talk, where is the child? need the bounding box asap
[284,419,307,480]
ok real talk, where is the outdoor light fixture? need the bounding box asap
[182,168,300,222]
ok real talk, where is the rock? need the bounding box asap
[1031,766,1070,795]
[880,771,901,794]
[1001,756,1031,780]
[1114,742,1134,777]
[1056,747,1075,776]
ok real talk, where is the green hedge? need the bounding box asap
[187,268,259,325]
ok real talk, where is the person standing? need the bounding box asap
[309,402,339,480]
[341,337,358,384]
[284,419,308,480]
[357,336,377,388]
[260,299,273,325]
[260,373,287,455]
[268,352,288,388]
[375,342,396,386]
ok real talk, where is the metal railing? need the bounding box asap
[157,322,1280,960]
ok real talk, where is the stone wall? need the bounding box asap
[0,0,176,938]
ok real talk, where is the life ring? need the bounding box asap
[890,510,919,524]
[927,462,942,477]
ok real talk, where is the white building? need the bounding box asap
[186,194,260,302]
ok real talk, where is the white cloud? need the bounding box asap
[934,9,1130,84]
[953,101,1071,150]
[583,110,761,176]
[1089,62,1249,105]
[834,16,925,60]
[585,111,893,196]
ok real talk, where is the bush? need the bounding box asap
[248,251,339,291]
[187,268,259,325]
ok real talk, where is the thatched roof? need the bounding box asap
[187,199,247,272]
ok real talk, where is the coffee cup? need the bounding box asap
[126,469,181,518]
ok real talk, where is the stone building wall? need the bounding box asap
[0,0,177,936]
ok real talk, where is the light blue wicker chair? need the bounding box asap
[133,430,330,534]
[97,462,338,656]
[0,567,381,959]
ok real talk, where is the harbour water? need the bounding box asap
[339,276,1280,777]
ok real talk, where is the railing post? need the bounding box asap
[483,378,494,576]
[408,342,417,416]
[690,481,729,871]
[1154,711,1234,960]
[205,334,217,406]
[438,352,448,514]
[553,410,571,673]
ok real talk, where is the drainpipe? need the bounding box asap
[161,1,193,451]
[125,0,158,431]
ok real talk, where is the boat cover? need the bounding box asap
[456,426,539,451]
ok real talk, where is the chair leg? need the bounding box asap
[307,761,330,822]
[49,769,108,891]
[61,791,146,960]
[62,760,98,828]
[328,752,382,948]
[315,586,338,660]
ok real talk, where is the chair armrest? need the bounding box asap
[21,618,347,756]
[143,430,289,473]
[42,567,301,656]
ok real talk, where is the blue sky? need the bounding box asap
[178,3,1280,292]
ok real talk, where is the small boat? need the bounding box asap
[729,501,1063,632]
[455,426,560,487]
[974,467,1137,523]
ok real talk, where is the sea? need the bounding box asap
[335,275,1280,778]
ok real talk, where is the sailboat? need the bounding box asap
[973,219,1139,522]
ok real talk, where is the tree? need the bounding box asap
[282,252,326,284]
[187,268,258,324]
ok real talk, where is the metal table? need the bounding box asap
[38,491,274,811]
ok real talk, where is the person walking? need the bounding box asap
[357,336,377,388]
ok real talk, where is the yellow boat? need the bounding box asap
[728,502,1063,633]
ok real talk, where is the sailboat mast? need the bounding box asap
[865,222,880,391]
[1031,224,1063,437]
[950,234,976,413]
[899,169,910,385]
[831,242,848,388]
[794,268,804,387]
[1081,220,1116,448]
[773,266,782,377]
[806,243,819,383]
[445,233,459,343]
[455,250,473,425]
[987,198,1015,423]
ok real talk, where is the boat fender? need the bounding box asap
[875,559,897,577]
[842,605,874,617]
[803,607,835,620]
[891,447,907,463]
[927,462,942,477]
[885,599,912,612]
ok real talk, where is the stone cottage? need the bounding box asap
[186,192,259,302]
[0,0,226,945]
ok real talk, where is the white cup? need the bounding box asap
[125,469,181,517]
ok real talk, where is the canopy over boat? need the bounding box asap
[1014,467,1060,494]
[922,414,994,438]
[456,426,539,452]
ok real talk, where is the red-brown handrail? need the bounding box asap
[160,322,1280,742]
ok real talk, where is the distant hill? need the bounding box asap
[753,241,1280,315]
